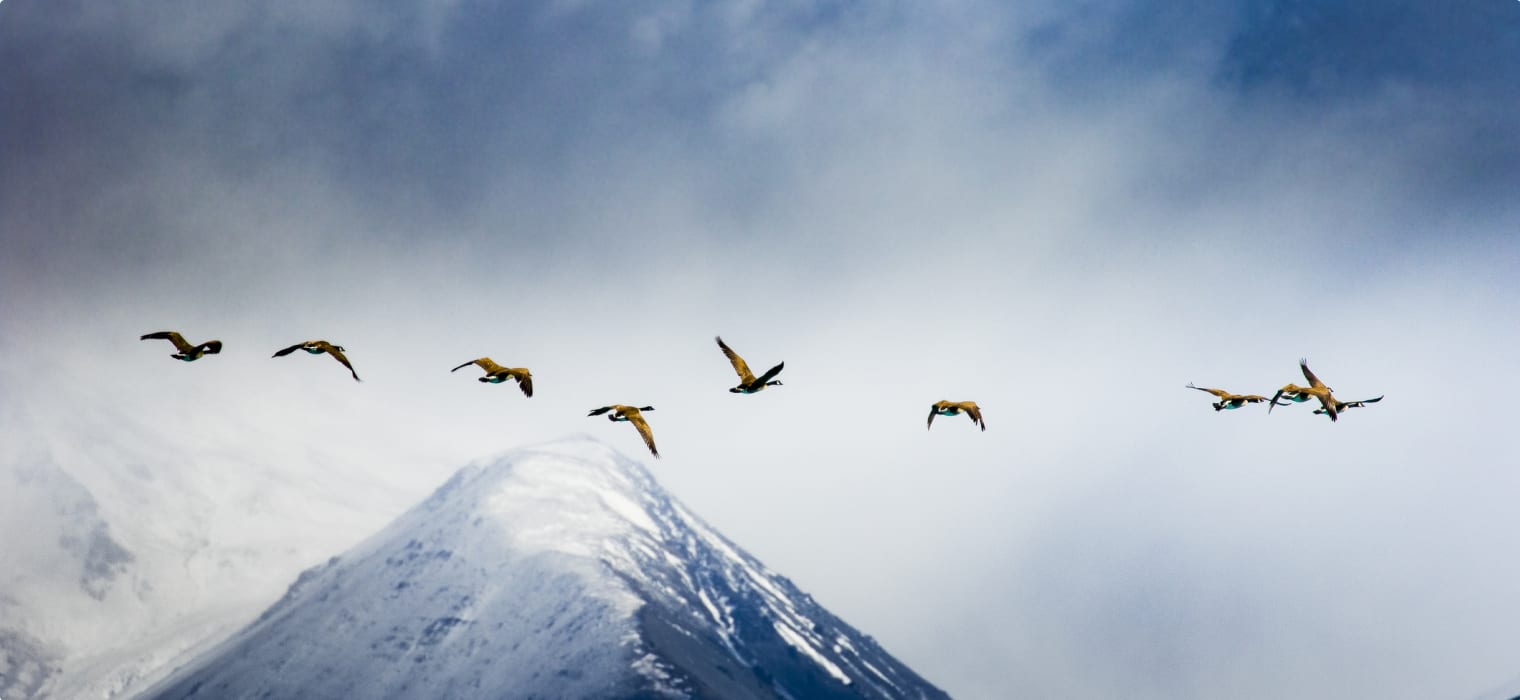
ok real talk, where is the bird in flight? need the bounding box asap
[716,336,784,394]
[451,357,533,397]
[1313,395,1384,417]
[587,405,659,457]
[272,340,360,382]
[928,400,986,431]
[1269,358,1338,421]
[140,331,222,362]
[1185,383,1273,411]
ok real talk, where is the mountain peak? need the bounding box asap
[143,437,950,700]
[416,434,665,562]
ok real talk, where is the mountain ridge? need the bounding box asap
[140,436,949,699]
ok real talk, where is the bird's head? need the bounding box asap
[639,406,655,412]
[767,380,783,386]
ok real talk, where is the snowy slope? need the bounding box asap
[139,437,950,699]
[0,364,461,700]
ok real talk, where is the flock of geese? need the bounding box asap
[141,330,990,458]
[141,332,1379,459]
[1187,358,1384,421]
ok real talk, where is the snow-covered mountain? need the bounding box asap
[139,437,950,699]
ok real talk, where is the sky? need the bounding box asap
[3,1,1520,698]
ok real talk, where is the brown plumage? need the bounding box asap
[716,336,784,394]
[1268,358,1338,421]
[587,405,659,457]
[1186,383,1272,411]
[272,340,360,382]
[140,331,222,362]
[451,357,533,397]
[928,400,985,431]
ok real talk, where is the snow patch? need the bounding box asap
[773,621,852,685]
[630,652,688,699]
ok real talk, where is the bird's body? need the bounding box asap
[272,340,360,382]
[1269,359,1338,421]
[1186,383,1271,411]
[928,400,985,431]
[140,331,222,361]
[588,405,659,457]
[1313,395,1384,416]
[451,357,532,397]
[716,336,784,394]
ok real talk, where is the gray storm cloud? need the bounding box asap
[2,1,1519,698]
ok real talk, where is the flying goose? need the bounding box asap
[272,340,360,382]
[928,400,985,431]
[1268,358,1338,421]
[1313,395,1384,417]
[451,357,532,397]
[716,336,784,394]
[140,331,222,361]
[1186,383,1272,411]
[587,405,659,457]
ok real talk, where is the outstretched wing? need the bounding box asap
[453,357,504,374]
[964,403,986,431]
[194,340,224,355]
[716,336,756,384]
[1268,388,1288,414]
[753,361,784,386]
[1300,359,1326,390]
[1316,395,1383,414]
[588,406,614,417]
[927,405,938,430]
[141,331,192,353]
[512,370,533,398]
[628,413,659,458]
[323,345,361,382]
[272,342,305,358]
[1186,383,1230,399]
